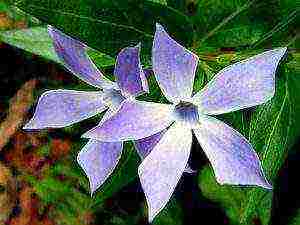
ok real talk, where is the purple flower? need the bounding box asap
[23,26,149,194]
[83,24,287,221]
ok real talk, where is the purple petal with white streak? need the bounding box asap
[77,139,123,194]
[138,123,192,222]
[23,90,106,129]
[48,26,115,89]
[152,23,199,103]
[82,100,175,142]
[114,44,148,97]
[193,48,287,115]
[193,115,271,189]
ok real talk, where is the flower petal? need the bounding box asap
[24,90,106,129]
[152,23,199,103]
[134,130,194,174]
[83,100,175,141]
[48,26,115,89]
[77,140,123,194]
[138,123,192,222]
[114,44,149,97]
[193,48,287,115]
[193,115,271,189]
[134,130,166,159]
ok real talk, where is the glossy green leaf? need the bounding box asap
[13,0,194,63]
[241,53,300,223]
[198,53,300,225]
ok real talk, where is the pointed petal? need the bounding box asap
[134,130,194,174]
[77,140,123,194]
[193,115,271,189]
[193,48,287,115]
[83,100,175,141]
[114,44,149,97]
[23,90,106,129]
[134,130,167,159]
[48,26,115,89]
[152,23,199,103]
[138,123,192,222]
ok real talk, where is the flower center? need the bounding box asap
[174,101,199,126]
[102,89,126,112]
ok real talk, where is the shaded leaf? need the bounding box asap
[289,208,300,225]
[92,142,140,205]
[152,199,184,225]
[198,166,249,225]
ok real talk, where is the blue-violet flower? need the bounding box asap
[24,26,149,194]
[83,23,287,221]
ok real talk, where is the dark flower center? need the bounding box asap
[102,89,126,111]
[174,101,199,126]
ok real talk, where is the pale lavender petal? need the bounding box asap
[193,48,287,115]
[23,90,106,129]
[48,26,115,89]
[152,23,199,103]
[82,100,175,142]
[193,115,271,189]
[138,123,192,222]
[77,140,123,194]
[114,44,149,97]
[134,130,194,173]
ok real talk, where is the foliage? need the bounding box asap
[0,0,298,224]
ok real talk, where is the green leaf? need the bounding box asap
[289,208,300,225]
[0,26,115,69]
[198,53,300,225]
[13,0,194,62]
[152,199,184,225]
[149,0,167,5]
[30,177,72,204]
[0,26,61,63]
[187,0,297,51]
[198,166,249,225]
[241,53,300,223]
[205,24,266,48]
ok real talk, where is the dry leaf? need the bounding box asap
[0,79,37,150]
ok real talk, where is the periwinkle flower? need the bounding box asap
[83,24,287,221]
[23,26,149,194]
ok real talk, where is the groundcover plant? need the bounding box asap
[0,1,298,225]
[83,23,285,222]
[23,26,150,195]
